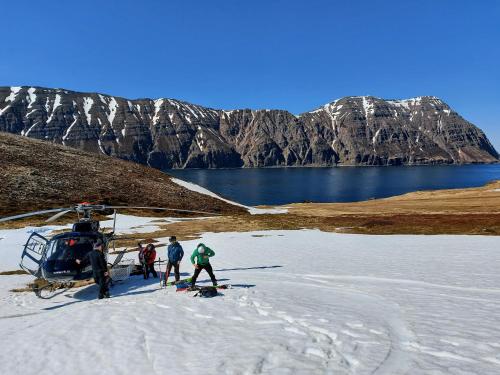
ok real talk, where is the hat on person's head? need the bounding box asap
[169,236,177,242]
[93,240,103,250]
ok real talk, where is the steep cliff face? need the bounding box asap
[0,86,497,168]
[301,96,498,165]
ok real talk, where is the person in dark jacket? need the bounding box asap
[137,242,146,277]
[76,240,110,299]
[165,236,184,284]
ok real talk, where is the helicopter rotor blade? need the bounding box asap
[45,209,74,223]
[102,206,222,216]
[0,208,73,223]
[0,205,222,224]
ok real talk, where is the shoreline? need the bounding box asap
[164,161,499,171]
[167,164,500,207]
[1,180,499,237]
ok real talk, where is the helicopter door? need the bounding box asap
[20,232,48,277]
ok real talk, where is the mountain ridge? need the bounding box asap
[0,131,245,217]
[0,86,497,169]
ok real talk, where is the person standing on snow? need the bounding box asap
[137,242,148,278]
[143,243,158,279]
[76,240,110,299]
[190,243,217,288]
[165,236,184,284]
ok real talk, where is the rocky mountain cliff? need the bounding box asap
[0,86,497,168]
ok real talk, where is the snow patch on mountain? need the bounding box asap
[46,94,62,123]
[107,97,118,125]
[5,86,22,102]
[0,87,22,115]
[153,99,164,125]
[23,121,40,137]
[83,97,94,125]
[372,128,381,145]
[170,178,287,215]
[62,115,78,141]
[26,87,37,108]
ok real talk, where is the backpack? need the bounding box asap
[194,286,218,298]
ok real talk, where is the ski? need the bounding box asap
[165,277,192,287]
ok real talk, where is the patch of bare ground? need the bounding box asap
[0,270,28,276]
[286,179,500,216]
[11,278,95,293]
[111,180,500,246]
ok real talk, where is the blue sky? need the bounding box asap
[1,0,499,150]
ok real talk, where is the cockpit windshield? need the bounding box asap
[46,236,96,262]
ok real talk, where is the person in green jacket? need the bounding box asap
[190,243,217,287]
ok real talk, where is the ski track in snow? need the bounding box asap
[0,228,499,374]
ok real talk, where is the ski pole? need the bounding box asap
[158,257,162,288]
[165,260,171,287]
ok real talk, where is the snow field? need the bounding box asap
[0,229,499,374]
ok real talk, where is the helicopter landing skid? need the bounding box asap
[33,282,72,299]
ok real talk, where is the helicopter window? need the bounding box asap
[47,237,96,261]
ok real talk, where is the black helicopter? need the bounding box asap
[0,203,218,290]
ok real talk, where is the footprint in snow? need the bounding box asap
[304,347,327,359]
[285,327,307,336]
[228,316,245,321]
[194,314,213,319]
[256,308,269,316]
[255,320,283,325]
[346,322,364,329]
[341,329,363,338]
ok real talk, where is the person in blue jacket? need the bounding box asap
[165,236,184,284]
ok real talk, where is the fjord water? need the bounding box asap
[168,164,500,206]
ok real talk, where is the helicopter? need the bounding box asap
[0,203,219,295]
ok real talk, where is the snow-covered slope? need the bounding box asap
[170,177,287,215]
[1,225,499,374]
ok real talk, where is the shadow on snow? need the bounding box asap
[214,265,283,272]
[45,264,273,308]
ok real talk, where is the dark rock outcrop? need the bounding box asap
[0,86,497,168]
